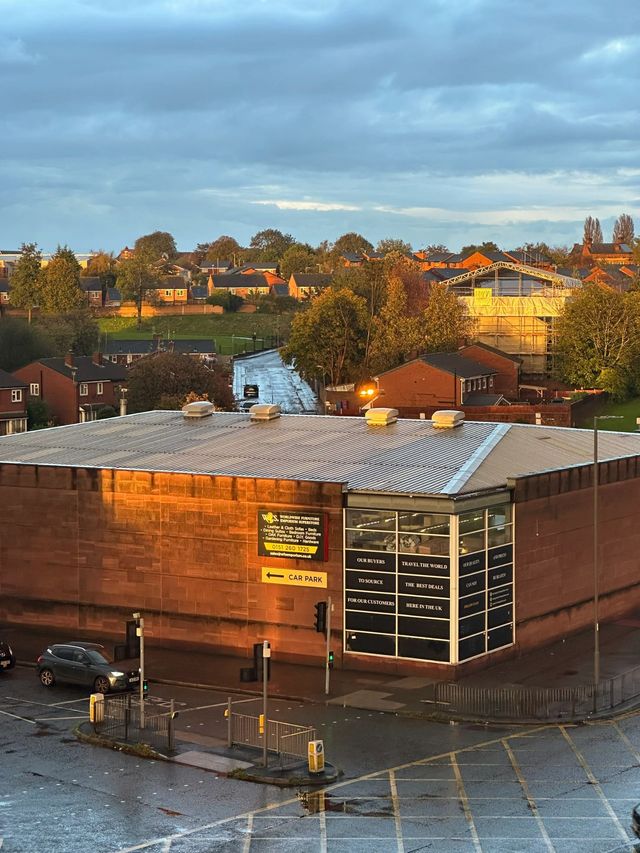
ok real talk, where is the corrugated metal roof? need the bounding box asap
[1,411,640,498]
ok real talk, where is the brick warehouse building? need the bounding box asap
[2,404,640,677]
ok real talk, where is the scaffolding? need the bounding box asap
[445,263,579,376]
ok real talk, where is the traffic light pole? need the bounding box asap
[133,612,145,729]
[325,596,332,696]
[262,640,271,767]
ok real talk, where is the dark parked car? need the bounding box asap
[0,639,16,672]
[36,641,140,694]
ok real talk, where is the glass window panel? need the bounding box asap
[398,532,449,556]
[345,509,396,532]
[488,525,512,547]
[398,512,450,536]
[488,504,512,528]
[346,528,396,552]
[459,509,485,534]
[459,530,485,554]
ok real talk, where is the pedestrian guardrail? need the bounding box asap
[94,693,177,752]
[435,661,640,721]
[227,702,315,765]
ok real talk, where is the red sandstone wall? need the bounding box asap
[515,472,640,649]
[0,464,344,665]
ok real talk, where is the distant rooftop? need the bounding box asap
[1,411,640,499]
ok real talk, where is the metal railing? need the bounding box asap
[228,708,315,765]
[95,693,176,752]
[434,662,640,721]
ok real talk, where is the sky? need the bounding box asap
[1,0,639,254]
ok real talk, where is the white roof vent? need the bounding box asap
[365,407,398,426]
[249,403,281,421]
[432,410,465,429]
[182,400,215,418]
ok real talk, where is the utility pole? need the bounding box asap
[262,640,271,767]
[133,612,145,729]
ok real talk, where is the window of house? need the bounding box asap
[29,383,40,397]
[79,383,89,396]
[466,381,471,392]
[126,354,133,364]
[11,389,22,403]
[96,382,104,395]
[177,290,185,296]
[489,376,494,387]
[164,290,172,297]
[482,377,487,389]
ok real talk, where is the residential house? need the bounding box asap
[288,272,332,300]
[571,240,633,266]
[459,249,515,270]
[14,353,127,426]
[105,287,122,308]
[151,276,189,305]
[103,337,216,366]
[210,273,271,298]
[224,262,280,276]
[582,265,638,292]
[200,260,233,275]
[79,276,104,308]
[0,369,28,435]
[0,251,21,278]
[0,280,9,309]
[458,342,521,399]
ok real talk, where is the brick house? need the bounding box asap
[80,276,104,308]
[13,353,127,426]
[150,277,189,305]
[103,337,216,367]
[288,273,332,300]
[0,369,28,435]
[370,353,501,414]
[458,343,521,399]
[571,240,633,266]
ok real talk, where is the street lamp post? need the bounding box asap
[593,414,623,708]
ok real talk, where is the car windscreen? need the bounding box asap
[85,649,111,665]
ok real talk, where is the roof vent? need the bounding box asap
[365,407,398,426]
[432,410,465,429]
[182,400,215,419]
[250,403,281,421]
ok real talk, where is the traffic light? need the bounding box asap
[314,601,327,635]
[253,642,271,681]
[142,679,149,696]
[328,650,334,670]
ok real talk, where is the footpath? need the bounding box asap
[6,617,640,782]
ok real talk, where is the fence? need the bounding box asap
[95,693,176,753]
[434,662,640,721]
[227,705,315,767]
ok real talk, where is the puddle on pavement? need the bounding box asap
[297,790,392,818]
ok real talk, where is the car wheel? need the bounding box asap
[94,676,110,695]
[39,668,55,688]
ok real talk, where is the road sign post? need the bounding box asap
[262,640,271,768]
[325,597,332,696]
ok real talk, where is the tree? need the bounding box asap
[279,244,318,280]
[206,290,244,312]
[424,244,450,255]
[376,238,412,255]
[422,283,472,352]
[583,216,603,244]
[613,214,635,245]
[199,236,242,265]
[281,288,369,386]
[127,352,235,413]
[27,398,53,430]
[35,310,99,356]
[249,229,295,263]
[39,245,83,313]
[83,250,116,285]
[460,241,499,256]
[134,231,177,260]
[116,249,160,327]
[332,232,374,258]
[0,318,55,371]
[368,271,423,373]
[8,243,42,323]
[556,285,640,398]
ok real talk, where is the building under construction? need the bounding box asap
[431,263,581,376]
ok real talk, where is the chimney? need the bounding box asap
[92,351,102,366]
[65,351,74,367]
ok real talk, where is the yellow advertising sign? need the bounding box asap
[473,287,493,305]
[261,567,328,589]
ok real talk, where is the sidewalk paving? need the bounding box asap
[6,614,640,717]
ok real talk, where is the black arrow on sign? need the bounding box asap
[266,572,285,579]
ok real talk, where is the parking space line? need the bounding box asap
[451,753,482,852]
[388,770,404,853]
[242,814,253,853]
[0,708,36,724]
[612,721,640,765]
[319,808,328,853]
[34,715,87,721]
[502,737,555,852]
[4,696,87,710]
[559,726,630,844]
